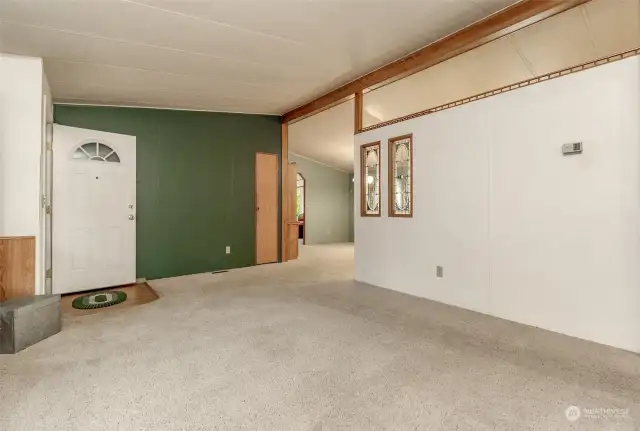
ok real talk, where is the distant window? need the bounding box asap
[360,141,380,217]
[296,173,305,219]
[73,142,120,163]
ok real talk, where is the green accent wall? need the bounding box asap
[54,105,281,280]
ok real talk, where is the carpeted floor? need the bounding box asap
[1,244,638,430]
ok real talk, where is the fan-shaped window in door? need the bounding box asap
[73,142,120,163]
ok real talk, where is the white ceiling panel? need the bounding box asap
[362,35,535,127]
[0,0,520,119]
[584,0,640,57]
[509,6,596,76]
[289,100,355,172]
[470,0,519,13]
[44,59,301,102]
[454,36,535,92]
[131,0,340,44]
[52,81,278,113]
[3,0,632,172]
[0,0,315,65]
[326,0,637,171]
[365,0,638,131]
[362,55,471,126]
[309,0,517,89]
[0,21,306,82]
[56,98,276,113]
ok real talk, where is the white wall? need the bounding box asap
[355,57,640,353]
[0,53,50,294]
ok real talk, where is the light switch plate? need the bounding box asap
[225,246,231,254]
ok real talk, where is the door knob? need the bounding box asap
[128,214,135,220]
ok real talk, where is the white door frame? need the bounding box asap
[50,124,137,294]
[43,121,53,295]
[40,93,53,296]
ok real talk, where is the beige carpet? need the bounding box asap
[1,244,638,430]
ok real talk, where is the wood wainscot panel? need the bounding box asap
[0,236,36,301]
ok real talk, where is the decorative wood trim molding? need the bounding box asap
[282,0,590,123]
[354,91,363,133]
[281,123,288,262]
[388,134,414,218]
[359,48,640,134]
[360,141,382,217]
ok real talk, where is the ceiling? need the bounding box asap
[4,0,634,173]
[363,0,640,126]
[289,98,385,172]
[0,0,517,115]
[290,0,639,172]
[289,98,355,172]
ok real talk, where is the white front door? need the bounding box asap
[52,125,136,294]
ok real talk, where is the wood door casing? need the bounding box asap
[287,163,299,261]
[281,124,289,262]
[255,153,279,264]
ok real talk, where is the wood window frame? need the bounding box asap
[388,134,414,218]
[360,141,381,217]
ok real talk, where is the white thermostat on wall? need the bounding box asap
[562,142,583,155]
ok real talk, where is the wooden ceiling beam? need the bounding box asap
[282,0,590,124]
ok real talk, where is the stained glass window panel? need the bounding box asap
[389,135,413,217]
[360,142,380,216]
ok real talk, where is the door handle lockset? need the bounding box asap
[128,214,135,220]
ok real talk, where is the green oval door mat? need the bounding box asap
[72,291,127,310]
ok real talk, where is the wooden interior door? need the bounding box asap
[287,162,299,260]
[255,153,279,264]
